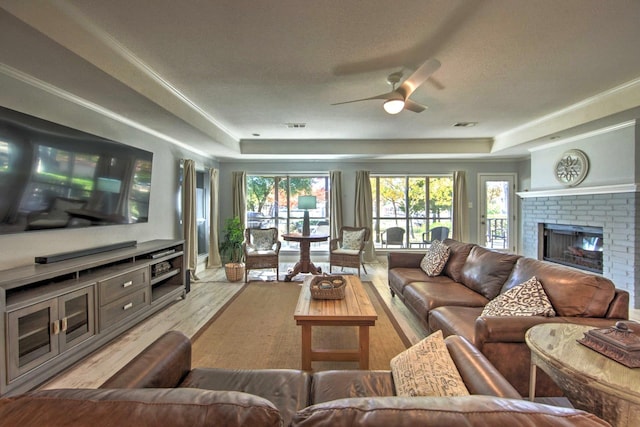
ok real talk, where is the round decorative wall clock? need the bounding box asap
[554,149,589,186]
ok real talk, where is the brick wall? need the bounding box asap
[521,192,639,309]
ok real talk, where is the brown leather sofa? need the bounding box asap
[0,330,609,426]
[388,239,630,397]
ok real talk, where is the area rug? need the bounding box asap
[191,280,410,371]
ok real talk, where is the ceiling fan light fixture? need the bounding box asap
[383,99,405,114]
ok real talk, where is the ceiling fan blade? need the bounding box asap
[331,92,394,106]
[403,99,427,113]
[398,58,441,98]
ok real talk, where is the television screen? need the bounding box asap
[0,106,153,235]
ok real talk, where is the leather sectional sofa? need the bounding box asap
[387,239,630,397]
[0,330,609,426]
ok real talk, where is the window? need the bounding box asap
[20,146,97,213]
[371,175,453,248]
[247,175,329,250]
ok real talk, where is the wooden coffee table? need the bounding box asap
[526,323,640,427]
[294,275,377,370]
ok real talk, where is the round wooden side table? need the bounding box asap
[526,323,640,426]
[282,233,329,281]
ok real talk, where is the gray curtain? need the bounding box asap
[330,170,343,239]
[355,170,376,263]
[182,159,198,279]
[232,171,246,228]
[452,171,469,242]
[207,168,222,268]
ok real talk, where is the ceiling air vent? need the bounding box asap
[453,122,478,127]
[285,122,307,129]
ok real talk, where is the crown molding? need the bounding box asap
[517,184,638,198]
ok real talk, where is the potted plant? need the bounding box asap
[219,216,245,281]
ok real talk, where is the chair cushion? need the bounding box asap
[250,229,275,250]
[482,276,556,317]
[331,248,360,255]
[458,246,520,300]
[501,257,616,317]
[310,370,395,404]
[390,330,469,397]
[342,229,365,250]
[419,240,450,276]
[441,240,475,283]
[246,248,277,255]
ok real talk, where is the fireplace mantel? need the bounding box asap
[517,183,638,199]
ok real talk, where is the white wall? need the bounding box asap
[0,75,216,271]
[529,123,636,190]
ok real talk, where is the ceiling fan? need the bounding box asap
[332,58,441,114]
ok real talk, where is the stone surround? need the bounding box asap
[520,191,639,309]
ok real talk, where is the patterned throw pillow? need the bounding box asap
[341,229,365,250]
[482,276,556,317]
[390,330,470,397]
[250,229,274,251]
[419,240,450,276]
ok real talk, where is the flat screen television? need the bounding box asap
[0,106,153,235]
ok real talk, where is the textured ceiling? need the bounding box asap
[1,0,640,160]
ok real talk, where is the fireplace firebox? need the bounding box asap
[542,224,603,274]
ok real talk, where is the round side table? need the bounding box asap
[526,323,640,426]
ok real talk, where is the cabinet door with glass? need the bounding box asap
[7,299,59,381]
[6,285,95,381]
[59,286,96,353]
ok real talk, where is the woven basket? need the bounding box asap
[224,263,245,282]
[310,274,346,300]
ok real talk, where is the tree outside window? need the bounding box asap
[372,175,452,248]
[247,175,329,249]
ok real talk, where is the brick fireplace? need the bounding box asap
[519,187,639,309]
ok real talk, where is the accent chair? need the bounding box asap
[422,226,450,245]
[243,227,281,282]
[329,226,371,277]
[382,226,405,248]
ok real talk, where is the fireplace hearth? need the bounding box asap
[542,223,603,274]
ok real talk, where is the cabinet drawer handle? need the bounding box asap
[61,317,68,332]
[123,280,133,288]
[123,302,134,310]
[51,320,61,335]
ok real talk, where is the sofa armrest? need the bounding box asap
[100,330,192,388]
[606,289,629,319]
[1,388,282,427]
[292,396,609,427]
[444,335,521,399]
[387,252,424,269]
[474,316,622,347]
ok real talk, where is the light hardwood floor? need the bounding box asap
[41,256,425,390]
[41,254,639,390]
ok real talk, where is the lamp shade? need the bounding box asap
[383,99,405,114]
[298,195,317,210]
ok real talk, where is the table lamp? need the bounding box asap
[298,195,316,236]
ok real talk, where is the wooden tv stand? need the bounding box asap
[0,239,187,397]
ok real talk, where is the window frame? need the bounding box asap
[246,174,330,250]
[371,174,453,248]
